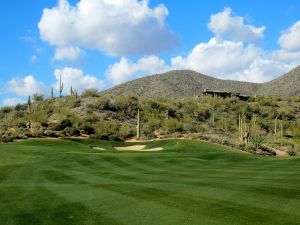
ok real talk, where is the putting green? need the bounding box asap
[0,139,299,225]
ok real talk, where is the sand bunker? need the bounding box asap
[115,145,146,151]
[92,147,106,151]
[114,145,163,151]
[139,147,163,151]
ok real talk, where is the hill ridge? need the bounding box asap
[102,66,300,98]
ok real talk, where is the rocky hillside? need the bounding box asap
[102,66,300,98]
[257,66,300,97]
[102,70,262,98]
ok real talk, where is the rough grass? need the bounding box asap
[0,139,299,225]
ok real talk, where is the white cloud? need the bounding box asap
[38,0,179,56]
[104,38,296,84]
[171,38,262,77]
[53,46,84,62]
[272,49,300,65]
[208,7,265,42]
[7,76,46,97]
[278,21,300,52]
[102,8,300,84]
[2,98,25,106]
[106,55,168,85]
[54,67,104,94]
[229,59,293,83]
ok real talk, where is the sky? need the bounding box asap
[1,0,300,106]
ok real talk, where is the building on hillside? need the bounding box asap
[201,89,250,101]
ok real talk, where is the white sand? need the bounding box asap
[93,147,106,151]
[114,145,163,151]
[139,147,163,152]
[115,145,146,151]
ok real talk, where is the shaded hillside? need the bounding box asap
[257,66,300,97]
[102,70,262,98]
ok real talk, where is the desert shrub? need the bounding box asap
[108,134,122,141]
[81,124,95,135]
[119,124,135,140]
[84,113,100,124]
[44,130,59,137]
[33,93,45,102]
[250,135,265,150]
[31,129,44,138]
[56,118,73,131]
[163,118,182,134]
[222,139,230,146]
[0,132,18,143]
[287,149,297,156]
[259,145,276,156]
[63,127,80,136]
[96,98,117,111]
[145,132,156,140]
[81,88,100,97]
[94,120,119,138]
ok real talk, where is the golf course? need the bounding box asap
[0,138,299,225]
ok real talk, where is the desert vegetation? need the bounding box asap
[1,89,300,156]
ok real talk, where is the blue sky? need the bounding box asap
[1,0,300,106]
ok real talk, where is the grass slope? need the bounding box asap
[0,139,299,225]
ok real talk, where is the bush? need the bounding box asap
[81,88,100,97]
[44,130,59,137]
[81,124,95,135]
[31,129,44,138]
[56,118,72,131]
[94,120,119,137]
[63,127,80,136]
[250,135,265,150]
[163,118,182,134]
[287,149,297,156]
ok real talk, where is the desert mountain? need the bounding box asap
[102,66,300,98]
[257,66,300,97]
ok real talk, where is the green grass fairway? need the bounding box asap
[0,139,299,225]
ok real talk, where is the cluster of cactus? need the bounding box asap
[50,75,79,99]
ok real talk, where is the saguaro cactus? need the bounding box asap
[4,112,8,125]
[70,86,74,96]
[27,96,32,114]
[274,117,278,141]
[211,108,215,124]
[238,114,243,142]
[51,86,54,99]
[59,74,64,97]
[251,113,257,129]
[33,104,38,114]
[280,120,283,137]
[137,109,140,139]
[27,96,32,129]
